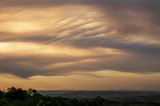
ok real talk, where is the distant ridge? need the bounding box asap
[38,90,160,98]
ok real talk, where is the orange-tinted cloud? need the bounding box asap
[0,0,160,90]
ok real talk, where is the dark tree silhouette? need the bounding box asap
[5,87,28,101]
[0,87,159,106]
[0,90,4,99]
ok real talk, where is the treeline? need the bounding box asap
[0,87,159,106]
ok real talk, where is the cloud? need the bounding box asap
[0,0,160,77]
[0,48,159,78]
[0,54,81,77]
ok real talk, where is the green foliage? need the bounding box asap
[5,87,28,101]
[0,87,159,106]
[0,90,5,99]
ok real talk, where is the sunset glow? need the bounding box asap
[0,0,160,90]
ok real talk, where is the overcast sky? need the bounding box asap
[0,0,160,90]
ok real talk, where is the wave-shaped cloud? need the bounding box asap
[0,0,160,77]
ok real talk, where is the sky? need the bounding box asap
[0,0,160,90]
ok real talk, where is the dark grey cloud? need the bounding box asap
[0,51,159,78]
[56,55,160,74]
[62,36,160,56]
[0,0,160,77]
[0,54,85,77]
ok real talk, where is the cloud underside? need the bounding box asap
[0,0,160,78]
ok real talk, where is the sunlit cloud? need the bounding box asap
[0,0,160,90]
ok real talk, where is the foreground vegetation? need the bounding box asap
[0,87,159,106]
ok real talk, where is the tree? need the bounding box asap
[27,88,38,96]
[5,87,28,101]
[0,90,5,99]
